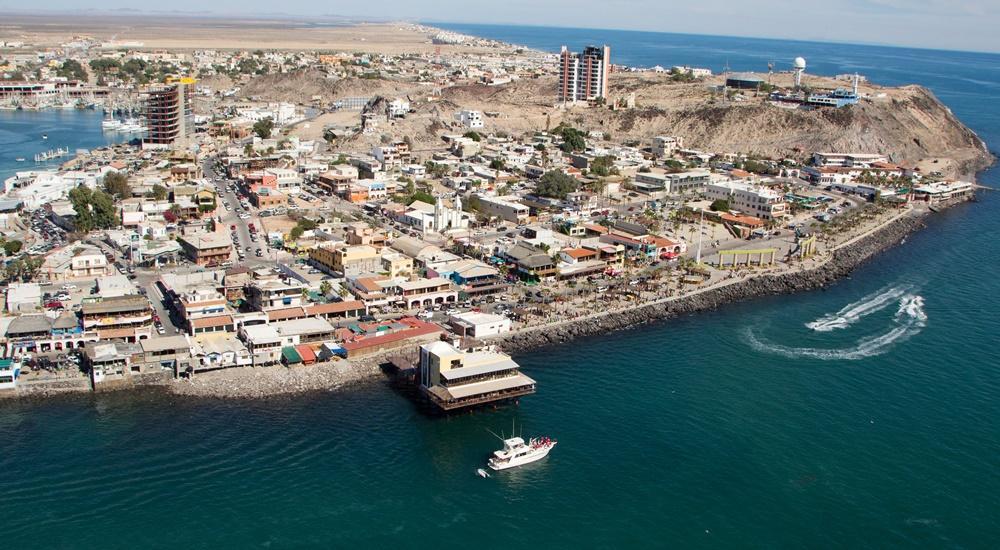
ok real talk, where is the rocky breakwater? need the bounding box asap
[170,360,382,399]
[497,214,926,354]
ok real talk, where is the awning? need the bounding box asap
[295,344,316,364]
[281,346,302,364]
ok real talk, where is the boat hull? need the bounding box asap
[487,443,555,471]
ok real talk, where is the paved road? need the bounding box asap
[203,157,283,269]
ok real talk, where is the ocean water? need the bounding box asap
[3,27,1000,548]
[0,109,130,182]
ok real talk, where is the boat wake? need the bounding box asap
[748,295,926,361]
[805,285,913,332]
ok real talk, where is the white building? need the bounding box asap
[812,152,889,168]
[388,99,410,118]
[456,110,484,129]
[449,311,512,339]
[559,45,611,103]
[706,180,787,221]
[372,145,404,171]
[652,136,684,158]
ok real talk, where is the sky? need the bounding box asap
[4,0,1000,53]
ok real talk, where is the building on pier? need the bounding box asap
[418,341,535,411]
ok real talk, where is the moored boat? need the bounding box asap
[487,435,556,471]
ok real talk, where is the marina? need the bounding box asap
[33,147,69,163]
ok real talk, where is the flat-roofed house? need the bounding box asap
[138,335,193,376]
[449,311,512,339]
[178,233,233,266]
[397,277,458,309]
[239,324,282,366]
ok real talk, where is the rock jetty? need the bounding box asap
[495,214,925,354]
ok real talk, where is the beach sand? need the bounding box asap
[0,15,491,54]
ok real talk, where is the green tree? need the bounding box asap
[463,131,482,142]
[710,199,731,212]
[489,158,505,171]
[319,280,332,296]
[253,117,275,139]
[3,240,22,256]
[290,226,304,240]
[590,156,617,177]
[102,171,131,199]
[68,185,118,230]
[552,124,586,153]
[150,184,168,201]
[536,171,579,199]
[410,191,435,205]
[56,59,88,81]
[4,256,43,283]
[89,58,121,74]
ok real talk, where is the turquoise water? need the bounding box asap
[0,109,130,181]
[3,28,1000,548]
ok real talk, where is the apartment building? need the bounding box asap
[652,136,684,158]
[143,81,193,148]
[559,45,611,103]
[706,180,788,221]
[177,287,234,335]
[80,295,154,341]
[178,233,233,266]
[310,243,381,277]
[245,277,306,311]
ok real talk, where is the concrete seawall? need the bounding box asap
[494,214,926,354]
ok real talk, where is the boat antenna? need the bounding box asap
[486,428,505,441]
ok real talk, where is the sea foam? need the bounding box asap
[805,285,912,332]
[749,293,926,361]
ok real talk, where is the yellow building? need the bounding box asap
[381,251,413,278]
[309,243,380,277]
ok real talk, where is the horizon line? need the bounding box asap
[0,8,997,56]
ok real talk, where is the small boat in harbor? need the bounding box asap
[476,468,490,478]
[15,158,25,162]
[102,118,123,130]
[41,134,48,140]
[487,435,556,471]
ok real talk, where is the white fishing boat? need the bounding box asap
[102,118,123,130]
[15,158,25,162]
[487,435,556,471]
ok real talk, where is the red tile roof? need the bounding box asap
[190,315,234,329]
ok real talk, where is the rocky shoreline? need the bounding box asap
[0,210,934,402]
[495,213,927,354]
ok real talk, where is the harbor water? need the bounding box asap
[2,27,1000,547]
[0,109,130,182]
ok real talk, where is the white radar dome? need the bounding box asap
[794,57,807,69]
